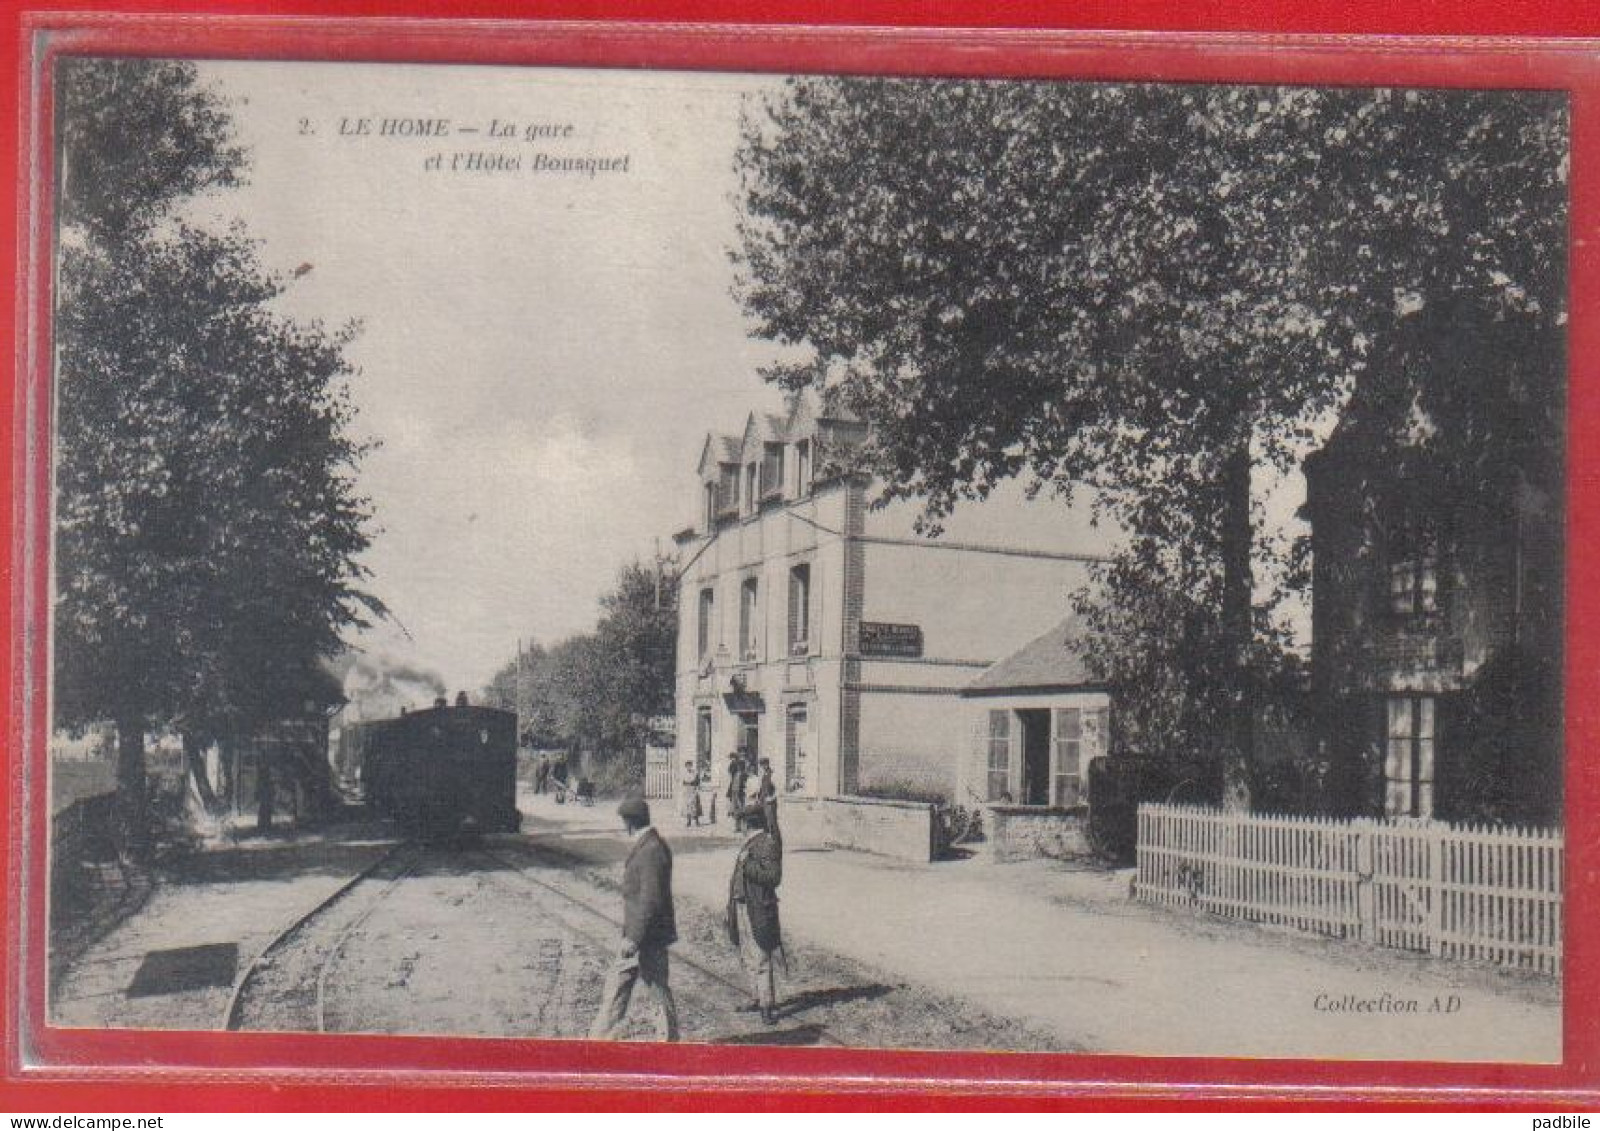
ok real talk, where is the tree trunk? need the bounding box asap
[1219,442,1255,812]
[219,738,237,813]
[183,731,221,815]
[114,714,151,860]
[256,745,275,834]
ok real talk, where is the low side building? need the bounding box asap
[958,616,1110,808]
[958,617,1110,862]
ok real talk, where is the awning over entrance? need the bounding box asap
[722,690,766,714]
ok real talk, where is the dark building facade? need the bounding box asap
[1303,414,1563,826]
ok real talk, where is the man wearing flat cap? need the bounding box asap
[589,795,680,1041]
[726,799,784,1024]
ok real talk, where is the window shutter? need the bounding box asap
[1005,718,1018,802]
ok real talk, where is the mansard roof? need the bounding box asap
[694,389,865,474]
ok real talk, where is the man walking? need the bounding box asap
[726,800,784,1025]
[589,796,680,1042]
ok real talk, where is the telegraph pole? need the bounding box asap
[515,637,529,745]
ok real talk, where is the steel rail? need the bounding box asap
[221,839,410,1032]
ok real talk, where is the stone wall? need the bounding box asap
[985,805,1092,862]
[778,794,936,863]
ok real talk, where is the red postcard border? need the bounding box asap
[6,10,1600,1110]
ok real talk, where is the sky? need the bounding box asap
[186,62,808,694]
[176,60,1317,696]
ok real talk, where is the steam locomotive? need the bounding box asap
[335,699,520,836]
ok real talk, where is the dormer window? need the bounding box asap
[761,442,785,500]
[703,482,717,531]
[744,463,758,514]
[718,465,739,516]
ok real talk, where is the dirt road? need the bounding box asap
[524,798,1561,1063]
[304,836,1057,1048]
[54,827,1058,1050]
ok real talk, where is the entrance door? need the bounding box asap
[1018,709,1051,806]
[737,712,760,760]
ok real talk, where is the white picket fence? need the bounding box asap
[1137,803,1563,976]
[643,747,675,800]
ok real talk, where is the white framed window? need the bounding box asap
[739,576,760,661]
[986,710,1011,802]
[696,587,715,660]
[1385,695,1436,818]
[1052,707,1084,807]
[784,703,809,794]
[788,563,811,655]
[1389,520,1439,617]
[703,482,717,530]
[744,463,757,513]
[795,440,812,496]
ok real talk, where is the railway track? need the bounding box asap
[224,834,843,1045]
[222,841,416,1032]
[468,841,846,1046]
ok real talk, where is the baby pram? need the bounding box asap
[554,777,596,806]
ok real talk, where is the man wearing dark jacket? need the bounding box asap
[755,757,777,804]
[589,796,680,1041]
[726,800,783,1024]
[726,751,748,832]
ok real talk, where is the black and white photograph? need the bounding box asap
[42,56,1566,1063]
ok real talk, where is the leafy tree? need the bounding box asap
[591,561,679,763]
[53,58,378,847]
[479,655,521,714]
[56,57,245,243]
[503,562,677,783]
[733,78,1564,805]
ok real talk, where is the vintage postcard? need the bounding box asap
[34,49,1566,1070]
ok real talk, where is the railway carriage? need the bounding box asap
[338,703,520,835]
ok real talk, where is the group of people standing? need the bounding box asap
[589,784,786,1042]
[726,750,776,831]
[677,749,777,831]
